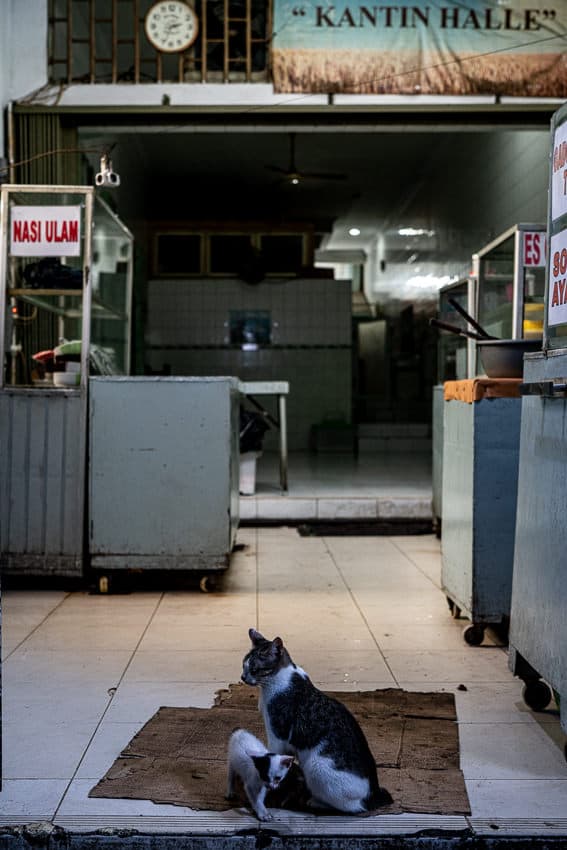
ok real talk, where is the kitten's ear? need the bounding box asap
[249,628,265,645]
[281,756,294,769]
[273,637,284,652]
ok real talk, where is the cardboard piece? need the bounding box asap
[89,684,470,816]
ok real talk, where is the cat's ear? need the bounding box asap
[273,637,284,651]
[249,628,265,645]
[281,756,294,769]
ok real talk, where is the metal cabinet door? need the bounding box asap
[89,376,238,570]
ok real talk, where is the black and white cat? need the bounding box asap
[241,628,392,814]
[226,727,294,821]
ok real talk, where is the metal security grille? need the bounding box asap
[11,112,81,184]
[48,0,271,85]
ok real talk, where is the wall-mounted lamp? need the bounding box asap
[95,153,120,188]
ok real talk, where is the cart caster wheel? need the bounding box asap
[462,624,485,646]
[199,575,215,593]
[522,679,552,712]
[447,597,462,620]
[446,597,461,619]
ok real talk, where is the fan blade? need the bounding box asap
[301,171,348,181]
[265,134,348,182]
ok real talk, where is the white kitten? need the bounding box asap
[226,728,294,820]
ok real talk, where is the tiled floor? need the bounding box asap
[1,527,567,839]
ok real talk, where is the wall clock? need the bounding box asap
[145,2,199,53]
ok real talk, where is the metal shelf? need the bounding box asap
[9,288,127,320]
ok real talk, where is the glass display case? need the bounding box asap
[436,277,475,382]
[473,224,545,370]
[0,185,132,389]
[0,184,133,577]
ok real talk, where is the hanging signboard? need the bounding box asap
[551,119,567,223]
[10,205,82,257]
[523,231,546,267]
[272,0,567,96]
[547,228,567,326]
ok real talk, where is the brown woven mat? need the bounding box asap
[89,683,470,817]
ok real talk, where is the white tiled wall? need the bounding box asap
[145,277,352,450]
[146,277,351,346]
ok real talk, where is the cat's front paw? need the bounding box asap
[257,809,273,821]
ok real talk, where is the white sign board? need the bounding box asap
[10,206,81,257]
[522,231,546,267]
[547,229,567,327]
[551,122,567,223]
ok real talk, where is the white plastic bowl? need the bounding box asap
[53,371,80,387]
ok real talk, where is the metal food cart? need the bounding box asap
[440,226,544,644]
[88,376,240,592]
[508,103,567,738]
[432,277,474,535]
[0,184,133,577]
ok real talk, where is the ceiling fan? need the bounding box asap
[265,133,348,185]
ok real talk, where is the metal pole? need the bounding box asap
[278,392,288,492]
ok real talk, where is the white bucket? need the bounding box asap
[239,451,261,495]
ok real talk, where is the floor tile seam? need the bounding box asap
[4,647,144,656]
[2,593,73,662]
[1,776,80,783]
[388,537,445,593]
[51,591,167,823]
[320,538,401,688]
[112,648,253,653]
[119,679,236,684]
[379,647,509,655]
[386,677,518,682]
[25,615,165,623]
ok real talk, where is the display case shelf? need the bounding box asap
[8,288,128,320]
[9,288,82,297]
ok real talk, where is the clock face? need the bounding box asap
[145,2,199,53]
